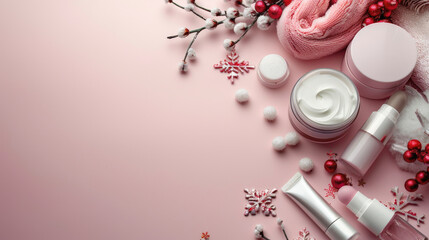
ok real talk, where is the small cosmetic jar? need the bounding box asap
[258,54,290,88]
[289,69,360,143]
[342,23,417,99]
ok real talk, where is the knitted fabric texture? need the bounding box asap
[277,0,373,60]
[392,7,429,91]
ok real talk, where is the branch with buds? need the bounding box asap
[165,0,288,72]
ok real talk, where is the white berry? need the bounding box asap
[285,131,300,146]
[235,89,249,103]
[299,157,314,173]
[272,136,286,151]
[264,106,277,121]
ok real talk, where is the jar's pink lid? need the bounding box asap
[349,23,417,89]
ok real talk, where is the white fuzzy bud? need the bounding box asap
[205,18,218,30]
[178,27,190,38]
[226,7,239,19]
[257,15,272,30]
[244,0,256,6]
[223,39,234,51]
[211,8,222,16]
[184,3,195,11]
[234,22,247,35]
[178,61,188,72]
[224,19,236,30]
[187,48,196,60]
[243,7,257,19]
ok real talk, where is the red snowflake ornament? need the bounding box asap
[213,49,254,84]
[295,227,315,240]
[324,184,338,199]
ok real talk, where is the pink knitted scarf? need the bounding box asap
[277,0,373,60]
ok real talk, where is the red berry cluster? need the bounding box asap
[324,152,351,189]
[255,0,291,19]
[402,139,429,192]
[362,0,401,27]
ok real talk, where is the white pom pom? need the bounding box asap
[223,39,234,51]
[234,22,247,35]
[243,7,256,19]
[184,3,195,11]
[299,157,314,173]
[285,131,300,146]
[264,106,277,121]
[244,0,256,5]
[224,19,236,30]
[257,16,272,30]
[211,7,222,16]
[272,136,286,151]
[178,61,188,72]
[235,89,249,103]
[226,7,239,19]
[205,18,218,30]
[178,27,190,38]
[187,48,196,60]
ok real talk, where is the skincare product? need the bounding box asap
[282,173,359,240]
[342,23,417,99]
[341,91,407,176]
[338,186,428,240]
[289,68,360,143]
[258,54,290,88]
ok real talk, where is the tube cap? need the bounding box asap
[326,218,359,240]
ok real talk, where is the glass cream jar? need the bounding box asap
[289,69,360,143]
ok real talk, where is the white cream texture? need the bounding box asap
[296,70,358,125]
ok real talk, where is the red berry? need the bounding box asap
[331,173,348,189]
[404,178,419,192]
[255,1,266,13]
[403,150,417,163]
[408,139,422,151]
[384,0,399,10]
[384,10,392,17]
[416,171,429,185]
[378,19,392,23]
[377,1,385,8]
[362,17,375,27]
[368,4,381,17]
[324,159,337,173]
[283,0,292,6]
[423,154,429,164]
[425,144,429,153]
[268,5,283,19]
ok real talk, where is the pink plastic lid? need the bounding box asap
[348,23,417,89]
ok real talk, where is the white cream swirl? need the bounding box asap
[295,69,358,125]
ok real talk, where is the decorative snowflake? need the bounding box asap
[213,49,254,84]
[294,228,315,240]
[243,188,277,217]
[387,186,425,226]
[324,184,338,199]
[358,178,366,187]
[200,232,210,240]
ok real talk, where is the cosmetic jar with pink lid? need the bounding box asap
[342,22,417,99]
[289,69,360,143]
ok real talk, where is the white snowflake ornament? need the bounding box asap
[244,188,277,217]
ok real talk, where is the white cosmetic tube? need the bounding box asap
[282,173,359,240]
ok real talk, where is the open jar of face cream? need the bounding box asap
[289,69,360,143]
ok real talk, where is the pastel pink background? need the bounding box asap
[0,1,427,239]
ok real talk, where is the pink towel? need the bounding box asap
[277,0,373,60]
